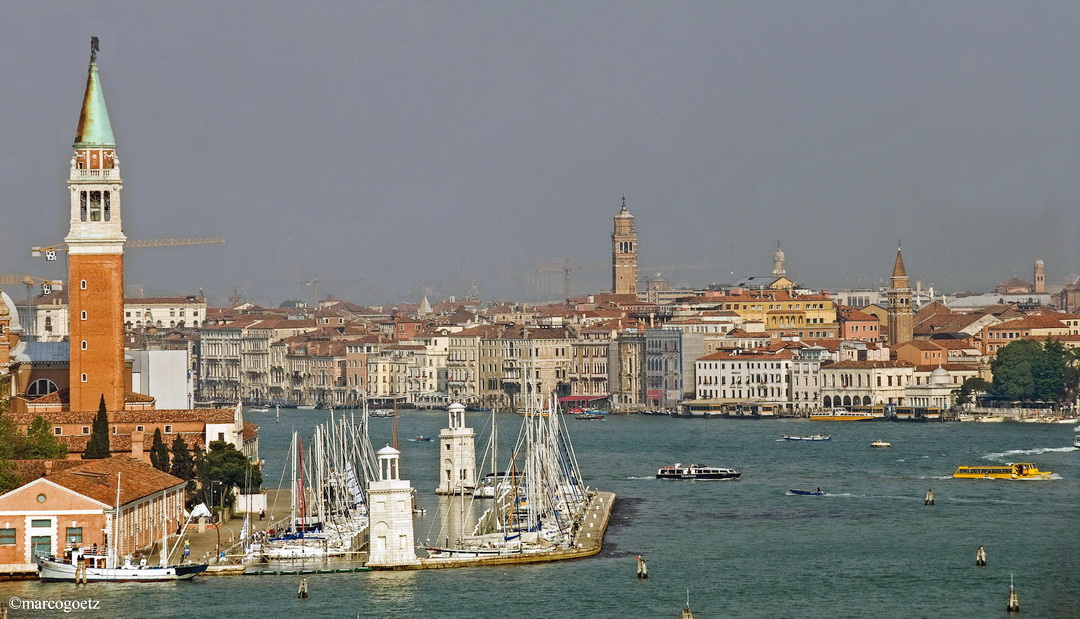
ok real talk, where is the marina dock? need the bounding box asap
[371,490,616,571]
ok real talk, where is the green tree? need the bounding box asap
[991,340,1042,401]
[170,434,196,481]
[82,394,112,459]
[955,377,993,405]
[0,413,19,493]
[1065,347,1080,407]
[1031,339,1067,402]
[21,416,68,459]
[197,441,262,511]
[149,428,170,472]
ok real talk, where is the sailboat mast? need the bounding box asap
[112,471,121,569]
[391,398,399,449]
[298,436,307,537]
[290,432,298,532]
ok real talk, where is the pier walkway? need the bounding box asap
[371,490,616,571]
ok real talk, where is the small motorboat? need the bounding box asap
[788,488,826,496]
[781,434,831,441]
[411,435,433,442]
[870,440,891,448]
[575,410,607,420]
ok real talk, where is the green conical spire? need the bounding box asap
[73,37,115,147]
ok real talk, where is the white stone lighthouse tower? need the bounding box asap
[436,402,477,495]
[367,445,418,566]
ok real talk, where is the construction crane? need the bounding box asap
[0,275,65,295]
[31,237,225,261]
[300,278,365,308]
[535,257,607,300]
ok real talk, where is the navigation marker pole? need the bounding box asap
[1006,573,1019,613]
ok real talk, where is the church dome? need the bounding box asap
[930,365,950,385]
[1,290,22,332]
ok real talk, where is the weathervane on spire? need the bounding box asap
[90,36,99,63]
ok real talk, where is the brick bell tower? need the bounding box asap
[65,37,127,412]
[611,196,638,296]
[886,244,913,347]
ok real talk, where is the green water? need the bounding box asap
[3,411,1078,618]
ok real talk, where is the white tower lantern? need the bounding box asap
[366,445,418,566]
[436,402,477,495]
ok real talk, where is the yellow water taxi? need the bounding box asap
[952,463,1053,480]
[870,440,891,448]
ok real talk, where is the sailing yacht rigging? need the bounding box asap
[38,472,208,582]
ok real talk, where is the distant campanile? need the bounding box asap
[65,37,128,412]
[886,245,913,346]
[611,197,638,296]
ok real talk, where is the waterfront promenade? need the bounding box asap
[170,488,292,566]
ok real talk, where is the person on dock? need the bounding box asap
[259,508,265,521]
[183,539,190,560]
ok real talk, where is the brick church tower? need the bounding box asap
[1033,259,1045,294]
[886,246,913,346]
[64,38,127,412]
[611,197,638,296]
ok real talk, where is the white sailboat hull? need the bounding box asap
[37,557,207,582]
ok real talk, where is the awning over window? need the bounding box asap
[558,395,608,402]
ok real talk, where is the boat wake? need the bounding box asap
[626,476,654,480]
[983,447,1075,460]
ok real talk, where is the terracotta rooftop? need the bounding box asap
[8,408,236,425]
[25,389,155,405]
[988,315,1071,331]
[899,340,944,351]
[9,459,85,486]
[824,360,913,369]
[45,455,184,506]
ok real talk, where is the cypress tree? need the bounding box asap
[170,434,195,481]
[150,428,170,472]
[82,394,111,459]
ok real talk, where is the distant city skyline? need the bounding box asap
[1,2,1078,307]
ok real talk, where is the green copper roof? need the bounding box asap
[73,46,115,147]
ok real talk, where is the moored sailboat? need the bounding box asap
[38,472,208,582]
[427,389,593,558]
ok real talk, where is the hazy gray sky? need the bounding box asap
[2,2,1078,306]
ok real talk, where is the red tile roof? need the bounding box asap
[8,408,236,425]
[46,455,185,506]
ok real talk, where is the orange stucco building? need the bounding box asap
[0,455,185,577]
